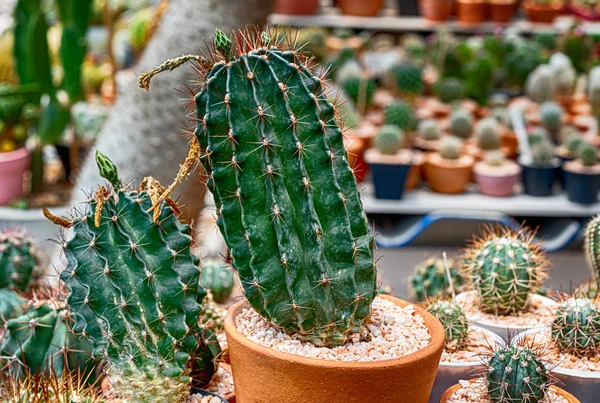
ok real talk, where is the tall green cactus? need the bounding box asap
[0,229,43,292]
[551,297,600,357]
[45,153,219,403]
[584,216,600,290]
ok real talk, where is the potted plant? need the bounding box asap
[569,0,600,20]
[391,62,424,105]
[138,28,447,403]
[456,0,488,24]
[275,0,319,15]
[488,0,519,22]
[414,119,442,151]
[424,136,474,194]
[450,109,474,140]
[337,0,385,16]
[408,256,467,302]
[384,100,418,132]
[523,0,565,23]
[540,101,564,144]
[555,131,585,162]
[520,139,562,197]
[419,0,453,21]
[563,143,600,204]
[434,77,465,107]
[474,150,521,197]
[457,226,556,341]
[365,125,414,199]
[343,76,377,115]
[581,217,600,298]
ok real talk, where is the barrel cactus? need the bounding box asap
[464,226,548,315]
[44,152,220,402]
[426,300,469,351]
[486,345,550,403]
[343,77,376,111]
[484,150,506,167]
[374,125,404,155]
[138,28,377,348]
[384,100,416,131]
[392,63,423,98]
[0,289,26,326]
[540,102,563,134]
[418,119,441,141]
[476,118,500,150]
[200,258,235,304]
[579,144,598,167]
[584,216,600,290]
[434,78,465,104]
[551,297,600,357]
[439,136,462,160]
[0,229,43,292]
[409,257,465,302]
[450,109,473,139]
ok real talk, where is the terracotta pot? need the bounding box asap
[224,295,445,403]
[488,0,518,22]
[456,0,487,24]
[418,0,453,21]
[523,1,563,23]
[0,148,30,205]
[440,380,580,403]
[275,0,319,15]
[424,153,474,194]
[501,130,519,158]
[406,153,425,190]
[337,0,384,16]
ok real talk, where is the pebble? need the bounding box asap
[448,379,568,403]
[441,329,498,364]
[523,329,600,372]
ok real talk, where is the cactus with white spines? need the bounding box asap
[374,125,405,155]
[0,230,43,292]
[450,109,473,139]
[418,119,441,141]
[476,118,501,151]
[439,136,462,160]
[426,300,469,351]
[551,297,600,357]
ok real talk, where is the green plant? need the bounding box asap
[534,32,557,51]
[409,257,465,302]
[540,102,563,133]
[450,109,473,139]
[44,152,220,402]
[584,216,600,290]
[418,119,441,141]
[200,258,235,304]
[374,125,404,155]
[294,27,329,61]
[434,78,465,104]
[561,26,593,74]
[566,134,585,157]
[484,150,505,167]
[463,52,495,106]
[384,100,416,131]
[343,77,376,113]
[129,8,153,53]
[0,290,26,325]
[526,65,556,104]
[0,229,43,292]
[579,144,598,166]
[392,63,423,98]
[200,298,227,336]
[551,297,600,357]
[439,136,462,160]
[486,345,550,403]
[549,53,576,97]
[505,41,545,89]
[528,127,549,147]
[531,141,555,167]
[589,66,600,120]
[476,118,501,150]
[401,34,426,65]
[464,226,548,315]
[426,300,469,351]
[138,28,377,349]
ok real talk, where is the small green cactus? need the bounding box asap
[579,144,598,167]
[0,229,43,292]
[343,77,376,111]
[200,258,235,304]
[464,226,548,315]
[426,300,469,350]
[409,257,466,302]
[540,102,563,133]
[531,141,555,167]
[392,63,423,97]
[526,65,556,104]
[551,297,600,357]
[434,78,465,104]
[129,8,153,53]
[566,134,585,157]
[374,125,405,155]
[418,119,441,141]
[439,136,463,160]
[401,34,426,64]
[476,118,501,150]
[201,297,227,335]
[584,216,600,290]
[528,127,549,147]
[0,290,25,326]
[294,27,328,60]
[487,345,550,403]
[384,100,416,131]
[450,109,473,139]
[484,150,506,167]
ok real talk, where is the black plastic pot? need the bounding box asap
[398,0,419,15]
[563,169,600,204]
[190,388,228,402]
[520,159,561,197]
[371,162,411,199]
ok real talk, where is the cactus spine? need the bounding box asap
[426,300,469,351]
[0,230,43,292]
[584,216,600,290]
[464,227,548,315]
[47,153,219,402]
[200,258,235,304]
[409,257,465,302]
[551,297,600,357]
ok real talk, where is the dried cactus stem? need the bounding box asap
[138,54,210,91]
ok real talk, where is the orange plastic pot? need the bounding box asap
[275,0,319,15]
[337,0,385,16]
[224,295,445,403]
[456,0,487,24]
[424,153,474,194]
[440,381,580,403]
[419,0,453,21]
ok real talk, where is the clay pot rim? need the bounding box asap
[473,160,522,177]
[426,152,475,169]
[523,0,564,11]
[562,160,600,175]
[0,147,29,163]
[224,294,445,370]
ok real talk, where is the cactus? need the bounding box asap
[335,60,362,86]
[409,257,465,302]
[476,118,501,150]
[526,65,556,104]
[392,63,423,97]
[531,141,555,167]
[426,300,469,350]
[0,290,26,326]
[45,152,220,402]
[540,102,563,133]
[0,229,43,292]
[484,150,506,167]
[343,77,376,112]
[384,100,416,131]
[294,27,328,61]
[528,127,549,147]
[434,78,465,104]
[464,53,494,106]
[201,298,227,335]
[566,134,585,157]
[486,345,550,403]
[401,34,426,62]
[561,26,593,74]
[140,28,377,348]
[589,66,600,119]
[551,297,600,357]
[439,136,462,160]
[418,119,441,141]
[549,53,576,97]
[200,258,235,304]
[584,216,600,289]
[129,8,154,53]
[579,144,598,167]
[535,32,557,51]
[450,109,473,139]
[374,125,405,155]
[464,226,548,315]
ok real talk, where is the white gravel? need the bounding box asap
[188,366,234,402]
[235,297,431,362]
[447,379,567,403]
[441,328,498,364]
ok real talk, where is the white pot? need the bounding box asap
[429,326,503,403]
[514,328,600,403]
[455,291,557,342]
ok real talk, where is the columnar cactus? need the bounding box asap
[44,152,219,402]
[434,78,465,104]
[392,63,423,97]
[141,28,377,348]
[439,136,462,160]
[540,102,563,134]
[418,119,441,141]
[384,100,416,131]
[584,216,600,289]
[409,257,465,302]
[426,300,469,350]
[551,297,600,357]
[476,118,500,150]
[464,226,548,315]
[0,230,43,292]
[374,125,404,155]
[200,258,235,304]
[486,345,550,403]
[450,109,473,139]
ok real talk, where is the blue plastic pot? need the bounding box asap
[563,169,600,204]
[370,162,411,199]
[520,160,561,197]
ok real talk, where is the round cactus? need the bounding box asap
[0,230,43,292]
[551,297,600,357]
[0,290,26,326]
[435,78,465,104]
[550,54,576,97]
[393,63,423,97]
[343,77,376,111]
[464,226,548,315]
[384,101,416,131]
[528,127,549,147]
[335,60,362,86]
[200,258,235,304]
[484,150,506,167]
[565,134,585,157]
[579,144,598,167]
[409,257,466,302]
[476,118,501,150]
[531,141,554,167]
[439,136,462,160]
[540,102,563,133]
[426,300,469,350]
[294,27,328,61]
[418,119,441,141]
[450,109,473,139]
[584,216,600,290]
[374,125,405,155]
[526,65,556,104]
[401,34,426,63]
[487,345,550,403]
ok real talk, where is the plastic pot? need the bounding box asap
[370,162,412,199]
[440,380,580,403]
[0,148,30,205]
[224,295,445,403]
[456,0,487,24]
[275,0,319,15]
[398,0,420,15]
[563,168,600,205]
[520,158,561,197]
[473,161,521,197]
[418,0,453,21]
[523,0,563,23]
[488,0,518,23]
[337,0,385,16]
[423,153,474,194]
